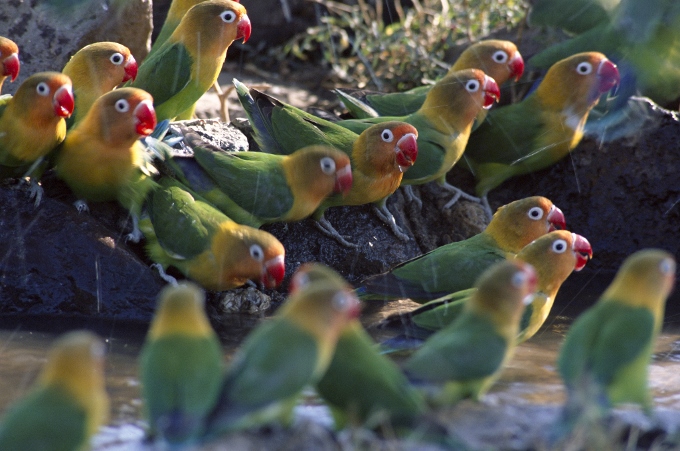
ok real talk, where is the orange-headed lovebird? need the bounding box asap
[130,0,251,121]
[0,331,109,451]
[141,177,286,291]
[62,41,138,127]
[358,196,565,302]
[54,87,157,242]
[234,78,419,246]
[0,71,74,204]
[0,36,20,93]
[203,264,362,435]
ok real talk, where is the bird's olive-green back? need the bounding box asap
[131,43,192,107]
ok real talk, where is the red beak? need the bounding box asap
[123,55,138,83]
[509,51,524,82]
[2,53,19,82]
[482,75,500,109]
[547,205,566,231]
[334,163,353,196]
[236,14,252,43]
[53,84,74,118]
[133,99,157,136]
[572,233,593,271]
[395,132,418,170]
[597,59,620,94]
[262,255,285,288]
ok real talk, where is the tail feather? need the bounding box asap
[233,78,284,154]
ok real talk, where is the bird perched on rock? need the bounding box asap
[460,52,620,217]
[140,282,223,445]
[0,71,74,205]
[358,196,565,302]
[54,87,158,242]
[403,260,537,405]
[234,78,418,246]
[130,0,251,121]
[141,177,286,291]
[0,36,20,93]
[203,264,362,436]
[0,331,109,451]
[62,41,138,127]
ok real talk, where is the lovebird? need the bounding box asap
[0,71,74,204]
[557,249,675,426]
[529,0,680,106]
[148,0,207,57]
[165,130,353,228]
[336,39,523,121]
[335,69,501,208]
[141,177,286,291]
[203,265,362,436]
[54,87,158,242]
[460,52,620,216]
[130,0,251,121]
[388,230,593,349]
[234,78,419,245]
[0,36,20,93]
[0,331,109,451]
[403,260,537,405]
[528,0,619,34]
[140,282,223,445]
[358,196,565,302]
[289,263,426,429]
[62,41,138,127]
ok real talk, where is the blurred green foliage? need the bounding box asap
[281,0,528,91]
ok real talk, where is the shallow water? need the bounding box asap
[1,303,680,450]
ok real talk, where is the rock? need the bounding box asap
[2,0,152,96]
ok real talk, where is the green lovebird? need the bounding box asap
[528,0,619,34]
[129,0,251,121]
[203,265,362,436]
[0,331,109,451]
[403,260,537,405]
[62,41,138,128]
[140,177,286,291]
[358,196,565,302]
[0,36,20,94]
[140,282,223,445]
[336,39,523,123]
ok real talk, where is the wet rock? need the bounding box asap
[219,287,271,314]
[1,0,152,96]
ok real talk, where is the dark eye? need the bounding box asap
[527,206,544,220]
[220,10,237,23]
[552,239,567,253]
[576,62,593,75]
[249,244,264,261]
[115,99,130,113]
[320,157,336,175]
[465,79,480,92]
[660,258,676,275]
[492,50,508,63]
[380,129,394,143]
[110,52,124,65]
[36,82,50,96]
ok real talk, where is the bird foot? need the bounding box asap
[373,205,409,242]
[151,264,179,286]
[28,181,43,207]
[440,182,481,208]
[213,81,234,123]
[402,185,423,209]
[74,200,89,213]
[481,196,493,222]
[125,214,143,243]
[314,217,358,248]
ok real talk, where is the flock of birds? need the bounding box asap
[0,0,678,448]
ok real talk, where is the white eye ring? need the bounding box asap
[492,50,508,63]
[320,157,336,175]
[380,129,394,143]
[110,52,124,65]
[332,292,352,311]
[511,271,527,288]
[660,258,676,275]
[527,206,544,221]
[36,82,50,96]
[249,244,264,262]
[576,62,593,75]
[220,10,237,23]
[465,79,480,92]
[114,99,130,113]
[552,239,568,253]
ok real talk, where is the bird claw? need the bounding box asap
[125,214,143,243]
[373,205,409,242]
[440,182,482,208]
[151,263,179,286]
[481,196,493,222]
[314,217,358,248]
[74,200,89,213]
[402,185,423,209]
[28,182,43,207]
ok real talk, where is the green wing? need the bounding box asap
[399,113,450,183]
[334,89,380,119]
[528,0,618,34]
[192,147,294,220]
[365,88,429,117]
[0,386,87,451]
[132,42,193,107]
[411,289,475,331]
